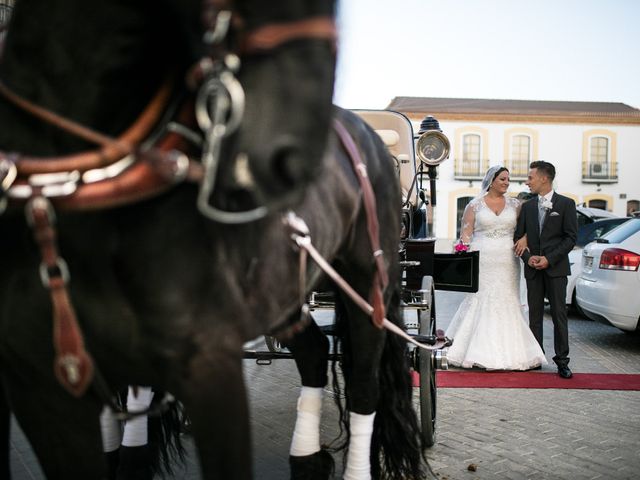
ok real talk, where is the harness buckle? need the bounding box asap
[0,157,17,214]
[204,10,232,46]
[1,156,17,191]
[39,258,70,287]
[25,196,56,227]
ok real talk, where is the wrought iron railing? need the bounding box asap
[504,158,529,180]
[453,158,490,180]
[582,161,618,183]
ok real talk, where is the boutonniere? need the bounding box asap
[542,199,553,210]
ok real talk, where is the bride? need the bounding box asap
[445,166,547,370]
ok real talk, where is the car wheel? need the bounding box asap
[571,290,588,318]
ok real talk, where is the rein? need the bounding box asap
[285,212,449,352]
[333,119,389,328]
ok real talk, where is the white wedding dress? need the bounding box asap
[445,196,547,370]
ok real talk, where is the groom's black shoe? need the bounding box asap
[558,366,573,379]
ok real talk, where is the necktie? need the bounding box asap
[538,198,546,231]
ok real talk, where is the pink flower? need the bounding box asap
[454,242,469,253]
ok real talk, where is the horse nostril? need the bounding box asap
[270,140,304,187]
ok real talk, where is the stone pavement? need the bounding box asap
[8,291,640,479]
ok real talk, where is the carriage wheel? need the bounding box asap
[417,278,437,448]
[264,335,283,353]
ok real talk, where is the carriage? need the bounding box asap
[246,109,479,448]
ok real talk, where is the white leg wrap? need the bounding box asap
[99,405,122,453]
[289,386,324,457]
[121,386,154,447]
[343,411,376,480]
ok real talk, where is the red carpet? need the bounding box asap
[411,371,640,390]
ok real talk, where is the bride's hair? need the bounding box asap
[481,165,509,193]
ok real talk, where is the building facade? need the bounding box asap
[387,97,640,240]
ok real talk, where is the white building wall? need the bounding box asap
[410,119,640,241]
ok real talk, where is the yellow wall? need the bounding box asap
[559,192,580,204]
[582,193,614,211]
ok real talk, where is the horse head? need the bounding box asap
[195,0,338,222]
[0,0,337,222]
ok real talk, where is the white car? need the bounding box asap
[566,217,629,312]
[576,218,640,332]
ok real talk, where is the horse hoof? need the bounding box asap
[290,449,334,480]
[116,445,153,480]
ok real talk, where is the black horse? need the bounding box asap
[0,0,424,478]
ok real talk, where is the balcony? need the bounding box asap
[582,161,618,184]
[453,158,490,180]
[504,158,529,181]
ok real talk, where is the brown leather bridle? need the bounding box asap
[0,8,336,212]
[0,2,337,398]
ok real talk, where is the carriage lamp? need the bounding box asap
[414,116,450,235]
[415,116,450,167]
[415,115,450,210]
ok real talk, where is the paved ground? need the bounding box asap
[9,291,640,479]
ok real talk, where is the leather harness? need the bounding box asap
[333,119,389,329]
[0,4,395,398]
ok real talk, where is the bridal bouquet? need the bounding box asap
[454,241,469,253]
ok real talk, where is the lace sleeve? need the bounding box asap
[459,200,477,244]
[512,197,523,215]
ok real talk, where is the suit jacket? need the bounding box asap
[514,192,577,279]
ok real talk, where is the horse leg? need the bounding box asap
[176,335,251,480]
[100,402,122,480]
[282,317,334,479]
[338,285,424,480]
[336,298,386,480]
[117,386,154,480]
[100,386,156,480]
[0,381,9,480]
[4,372,105,479]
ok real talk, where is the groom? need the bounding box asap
[514,161,577,379]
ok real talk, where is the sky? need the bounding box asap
[333,0,640,110]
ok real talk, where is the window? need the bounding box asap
[456,196,474,238]
[589,137,608,177]
[510,135,530,176]
[588,199,607,210]
[463,135,480,165]
[582,129,617,183]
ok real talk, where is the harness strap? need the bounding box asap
[332,119,389,329]
[287,226,449,352]
[27,196,94,397]
[240,16,337,54]
[0,80,172,175]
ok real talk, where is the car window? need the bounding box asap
[592,226,605,239]
[576,211,591,228]
[592,219,628,240]
[601,219,640,243]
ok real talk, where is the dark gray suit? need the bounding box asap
[514,193,577,367]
